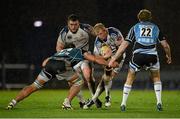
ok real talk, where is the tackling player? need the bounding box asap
[6,47,118,110]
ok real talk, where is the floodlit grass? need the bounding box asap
[0,89,180,118]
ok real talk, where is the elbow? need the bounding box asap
[56,46,60,52]
[163,43,170,49]
[56,45,63,52]
[56,46,59,52]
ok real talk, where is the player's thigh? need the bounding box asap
[81,60,91,79]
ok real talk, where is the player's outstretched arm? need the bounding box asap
[83,52,118,67]
[109,40,129,67]
[84,52,107,65]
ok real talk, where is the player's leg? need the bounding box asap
[81,62,95,96]
[7,58,51,109]
[76,90,86,108]
[67,73,86,107]
[83,79,104,109]
[148,54,162,111]
[62,79,84,110]
[6,58,65,109]
[120,69,136,111]
[62,85,80,110]
[58,66,86,109]
[81,61,102,108]
[6,75,47,109]
[120,53,142,111]
[150,69,163,111]
[104,81,112,107]
[102,72,113,107]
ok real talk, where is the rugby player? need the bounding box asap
[109,9,172,111]
[56,14,102,108]
[84,23,125,109]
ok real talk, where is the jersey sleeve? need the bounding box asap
[108,27,124,46]
[57,26,68,44]
[80,23,93,34]
[110,27,123,38]
[125,26,135,43]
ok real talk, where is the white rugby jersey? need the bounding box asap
[57,23,92,51]
[94,27,124,55]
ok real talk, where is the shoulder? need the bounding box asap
[108,27,122,38]
[150,22,159,30]
[58,26,69,41]
[59,26,69,36]
[133,23,140,29]
[80,23,92,32]
[108,27,121,34]
[80,23,92,29]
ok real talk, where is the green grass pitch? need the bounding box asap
[0,89,180,118]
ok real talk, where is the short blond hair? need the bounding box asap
[93,23,106,35]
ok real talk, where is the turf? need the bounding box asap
[0,89,180,118]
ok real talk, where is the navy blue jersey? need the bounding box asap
[51,48,85,67]
[126,21,164,55]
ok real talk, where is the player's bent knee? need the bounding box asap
[73,79,84,87]
[33,80,44,89]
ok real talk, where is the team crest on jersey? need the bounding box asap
[96,41,102,47]
[110,33,117,40]
[67,35,72,40]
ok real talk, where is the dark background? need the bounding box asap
[1,0,180,65]
[0,0,180,89]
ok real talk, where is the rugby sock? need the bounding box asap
[154,81,162,104]
[76,90,85,103]
[7,99,17,108]
[104,80,112,97]
[12,99,17,105]
[121,84,132,106]
[92,80,104,102]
